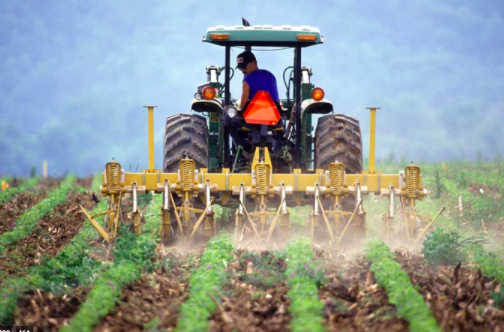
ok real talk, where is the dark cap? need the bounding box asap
[236,51,256,69]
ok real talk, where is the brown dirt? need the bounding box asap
[0,192,97,280]
[209,249,291,332]
[395,250,504,332]
[93,251,199,332]
[76,176,93,190]
[320,255,409,332]
[14,287,89,332]
[0,192,46,235]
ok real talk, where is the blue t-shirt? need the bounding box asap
[244,69,279,102]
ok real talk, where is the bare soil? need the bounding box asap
[93,251,199,332]
[14,287,89,332]
[0,192,97,279]
[209,249,291,332]
[320,255,409,332]
[395,250,504,332]
[0,192,46,235]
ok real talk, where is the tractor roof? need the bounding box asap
[203,25,324,47]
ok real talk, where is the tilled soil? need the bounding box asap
[320,255,409,332]
[0,178,65,235]
[209,249,291,332]
[93,251,199,332]
[0,192,46,235]
[14,287,89,332]
[0,192,97,278]
[396,250,504,332]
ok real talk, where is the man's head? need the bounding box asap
[236,51,258,75]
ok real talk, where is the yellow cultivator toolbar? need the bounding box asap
[81,106,442,247]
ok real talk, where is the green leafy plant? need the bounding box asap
[422,228,485,266]
[61,195,162,332]
[238,251,286,288]
[367,240,442,332]
[0,199,108,324]
[422,228,467,265]
[491,285,504,309]
[470,245,504,284]
[175,233,234,332]
[285,238,326,332]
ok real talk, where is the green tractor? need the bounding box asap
[164,23,363,177]
[86,22,434,246]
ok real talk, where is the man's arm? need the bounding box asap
[240,81,250,110]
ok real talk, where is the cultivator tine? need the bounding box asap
[238,199,263,245]
[279,183,290,233]
[399,195,411,241]
[235,183,245,241]
[190,197,215,238]
[382,185,395,241]
[338,199,363,244]
[169,192,184,235]
[79,204,111,243]
[413,207,445,247]
[316,194,335,242]
[132,183,141,235]
[202,180,216,237]
[266,197,285,243]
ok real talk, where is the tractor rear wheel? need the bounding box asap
[163,114,209,240]
[314,114,364,244]
[314,114,363,173]
[163,113,208,172]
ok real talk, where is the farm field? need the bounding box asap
[0,161,503,332]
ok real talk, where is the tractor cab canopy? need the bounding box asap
[202,24,325,166]
[203,25,324,47]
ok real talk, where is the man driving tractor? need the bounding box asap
[222,50,280,152]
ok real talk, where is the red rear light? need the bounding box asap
[202,87,216,100]
[243,91,281,126]
[311,87,324,101]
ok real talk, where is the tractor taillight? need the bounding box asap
[297,34,317,41]
[210,33,230,40]
[202,87,216,100]
[311,87,325,101]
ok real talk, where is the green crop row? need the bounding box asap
[91,173,102,194]
[0,175,76,255]
[470,245,504,284]
[0,177,40,204]
[0,199,108,325]
[285,238,326,332]
[60,194,162,332]
[367,241,442,332]
[174,233,234,332]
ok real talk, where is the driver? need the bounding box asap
[236,51,279,109]
[222,51,280,151]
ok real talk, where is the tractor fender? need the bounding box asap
[300,99,333,118]
[191,98,223,113]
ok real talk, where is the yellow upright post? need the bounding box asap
[144,106,157,172]
[43,160,48,178]
[367,107,380,174]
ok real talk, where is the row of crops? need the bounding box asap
[0,163,503,331]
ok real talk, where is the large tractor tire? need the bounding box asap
[314,114,363,173]
[314,114,364,243]
[163,113,208,172]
